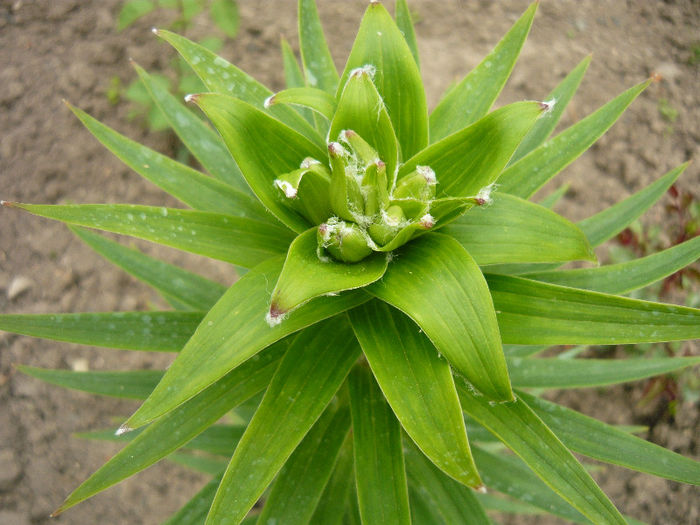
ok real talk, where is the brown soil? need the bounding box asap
[1,1,698,524]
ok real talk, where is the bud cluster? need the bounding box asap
[275,130,440,263]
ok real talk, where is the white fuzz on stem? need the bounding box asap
[350,64,376,79]
[419,214,435,229]
[416,165,437,185]
[475,183,496,206]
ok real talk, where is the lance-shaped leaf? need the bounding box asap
[395,0,419,69]
[510,55,591,163]
[0,311,201,352]
[403,439,491,525]
[498,80,650,198]
[508,356,700,389]
[55,340,287,514]
[523,236,700,294]
[133,64,249,192]
[299,0,339,93]
[164,473,223,525]
[206,317,361,524]
[487,274,700,345]
[339,1,427,159]
[71,227,225,311]
[409,487,444,525]
[266,87,337,121]
[281,37,316,127]
[18,367,163,400]
[470,445,589,524]
[429,2,537,142]
[329,67,399,182]
[155,29,322,147]
[269,228,388,320]
[6,202,293,269]
[349,363,411,525]
[443,192,596,266]
[349,301,482,488]
[368,233,513,401]
[578,163,687,246]
[310,433,354,525]
[257,402,351,525]
[458,385,626,525]
[518,391,700,485]
[67,103,268,221]
[122,257,367,430]
[401,102,543,198]
[190,93,326,233]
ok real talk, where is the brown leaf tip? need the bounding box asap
[1,200,15,208]
[184,93,199,104]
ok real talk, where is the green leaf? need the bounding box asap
[9,202,293,268]
[266,87,337,121]
[118,0,154,31]
[578,163,687,246]
[123,257,368,430]
[0,311,201,352]
[509,356,700,389]
[67,102,268,221]
[368,233,512,401]
[163,473,222,525]
[56,340,287,513]
[487,274,700,345]
[498,80,650,198]
[339,1,427,160]
[156,30,323,147]
[408,486,445,525]
[519,391,700,485]
[458,385,626,525]
[167,453,228,475]
[510,55,591,163]
[349,363,411,525]
[210,0,239,38]
[402,102,543,198]
[70,227,225,311]
[538,183,570,209]
[523,236,700,294]
[258,403,351,525]
[429,2,537,142]
[329,68,399,181]
[475,492,544,516]
[281,37,305,89]
[206,317,361,524]
[298,0,339,93]
[270,228,388,318]
[133,64,249,192]
[443,192,596,266]
[309,433,354,525]
[395,0,419,69]
[191,93,326,233]
[403,439,491,525]
[471,445,588,524]
[18,366,162,400]
[349,301,482,487]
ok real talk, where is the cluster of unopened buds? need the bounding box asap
[274,129,492,263]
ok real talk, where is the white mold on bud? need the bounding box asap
[350,64,376,79]
[539,98,556,115]
[274,179,297,199]
[300,157,321,169]
[416,165,437,185]
[419,213,435,229]
[475,183,496,206]
[263,94,275,109]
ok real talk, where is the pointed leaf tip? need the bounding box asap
[151,27,159,35]
[115,423,133,436]
[184,93,198,104]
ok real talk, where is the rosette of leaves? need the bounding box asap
[2,1,700,524]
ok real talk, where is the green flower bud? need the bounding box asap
[368,205,405,246]
[274,158,333,224]
[318,219,372,263]
[328,142,364,222]
[361,160,389,216]
[340,129,379,165]
[393,165,436,201]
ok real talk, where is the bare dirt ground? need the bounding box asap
[0,1,698,524]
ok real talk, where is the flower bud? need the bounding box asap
[274,160,332,224]
[393,165,436,201]
[361,160,389,216]
[328,142,364,222]
[319,220,373,263]
[341,129,379,165]
[368,205,405,246]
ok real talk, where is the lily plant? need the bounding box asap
[2,1,699,524]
